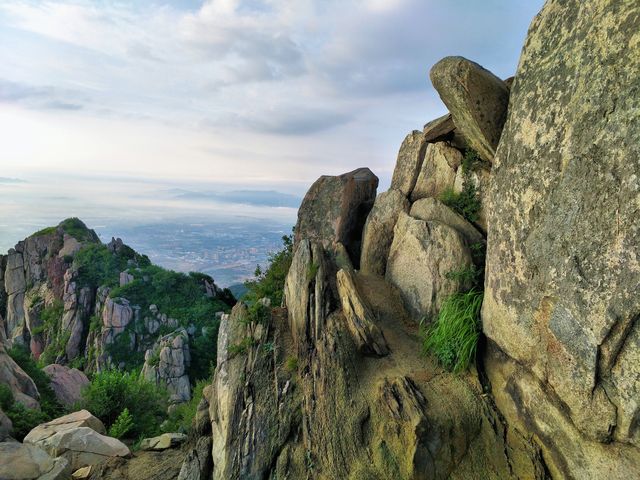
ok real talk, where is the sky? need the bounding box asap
[0,0,545,194]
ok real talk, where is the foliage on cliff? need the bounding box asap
[244,232,293,306]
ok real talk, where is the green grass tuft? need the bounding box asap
[422,290,483,373]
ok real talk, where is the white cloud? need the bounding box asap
[0,0,545,188]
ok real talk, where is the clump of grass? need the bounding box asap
[422,290,483,373]
[439,183,481,223]
[284,356,298,373]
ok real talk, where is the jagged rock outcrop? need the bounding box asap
[201,152,546,478]
[141,329,192,403]
[294,167,378,266]
[430,56,509,163]
[43,364,89,408]
[390,131,428,196]
[360,189,410,275]
[336,268,389,356]
[411,141,463,201]
[482,1,640,478]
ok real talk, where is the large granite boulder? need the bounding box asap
[294,168,378,266]
[24,410,107,440]
[410,142,463,202]
[409,198,484,246]
[360,189,410,276]
[25,411,129,471]
[430,56,509,163]
[43,364,90,408]
[390,131,428,196]
[0,442,71,480]
[483,0,640,478]
[386,212,473,322]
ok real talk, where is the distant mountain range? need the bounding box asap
[0,177,26,184]
[168,189,302,208]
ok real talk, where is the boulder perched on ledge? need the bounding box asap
[430,56,509,163]
[294,167,378,266]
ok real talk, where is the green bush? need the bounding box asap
[162,380,208,434]
[0,384,13,411]
[80,369,168,439]
[244,233,293,307]
[422,290,483,373]
[108,408,134,439]
[439,183,481,224]
[5,403,49,441]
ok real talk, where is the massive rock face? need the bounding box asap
[482,0,640,478]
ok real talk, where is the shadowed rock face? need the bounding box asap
[483,0,640,477]
[294,167,378,268]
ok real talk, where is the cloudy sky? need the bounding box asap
[0,0,544,193]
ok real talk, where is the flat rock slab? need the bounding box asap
[140,432,187,451]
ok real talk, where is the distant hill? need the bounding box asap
[170,189,301,208]
[228,283,248,300]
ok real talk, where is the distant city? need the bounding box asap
[96,221,291,288]
[0,174,299,289]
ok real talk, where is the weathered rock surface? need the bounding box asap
[359,189,410,275]
[294,167,378,265]
[26,425,130,470]
[386,212,473,321]
[423,113,455,141]
[430,56,509,163]
[177,437,212,480]
[141,329,192,403]
[483,0,640,478]
[86,449,185,480]
[43,364,90,408]
[336,268,389,356]
[24,410,107,441]
[0,442,71,480]
[390,131,427,196]
[410,197,484,246]
[411,141,463,201]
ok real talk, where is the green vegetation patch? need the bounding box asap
[244,233,293,307]
[4,346,65,440]
[162,379,208,434]
[80,369,168,439]
[422,290,483,373]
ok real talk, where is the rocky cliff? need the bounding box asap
[183,1,639,479]
[0,218,233,411]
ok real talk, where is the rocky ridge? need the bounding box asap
[184,1,640,479]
